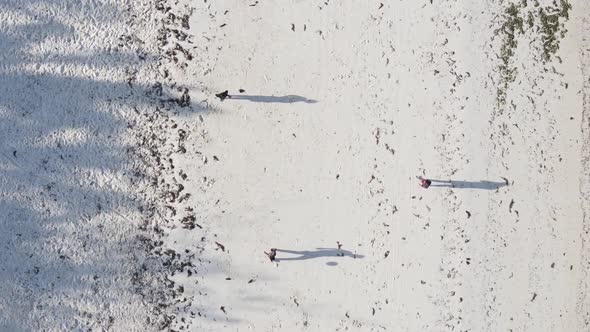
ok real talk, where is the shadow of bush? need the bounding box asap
[0,1,216,330]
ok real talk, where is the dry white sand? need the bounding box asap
[1,0,589,331]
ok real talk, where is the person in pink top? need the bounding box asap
[420,178,431,188]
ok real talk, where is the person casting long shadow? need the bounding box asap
[272,248,363,261]
[215,90,317,104]
[417,176,508,190]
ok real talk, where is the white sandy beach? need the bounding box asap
[1,0,589,331]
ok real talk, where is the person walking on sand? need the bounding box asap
[215,90,231,101]
[264,248,277,262]
[336,241,344,256]
[417,176,431,189]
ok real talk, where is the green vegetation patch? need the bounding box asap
[538,0,571,61]
[494,0,572,106]
[497,2,525,106]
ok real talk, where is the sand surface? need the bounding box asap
[1,0,589,331]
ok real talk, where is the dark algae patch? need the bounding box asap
[538,0,571,61]
[496,2,525,106]
[494,0,572,106]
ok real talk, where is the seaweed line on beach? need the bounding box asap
[493,0,571,107]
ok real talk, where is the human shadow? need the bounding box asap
[229,94,318,104]
[428,179,508,190]
[275,248,364,261]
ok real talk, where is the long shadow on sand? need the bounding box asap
[428,179,508,190]
[275,248,364,261]
[230,94,317,103]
